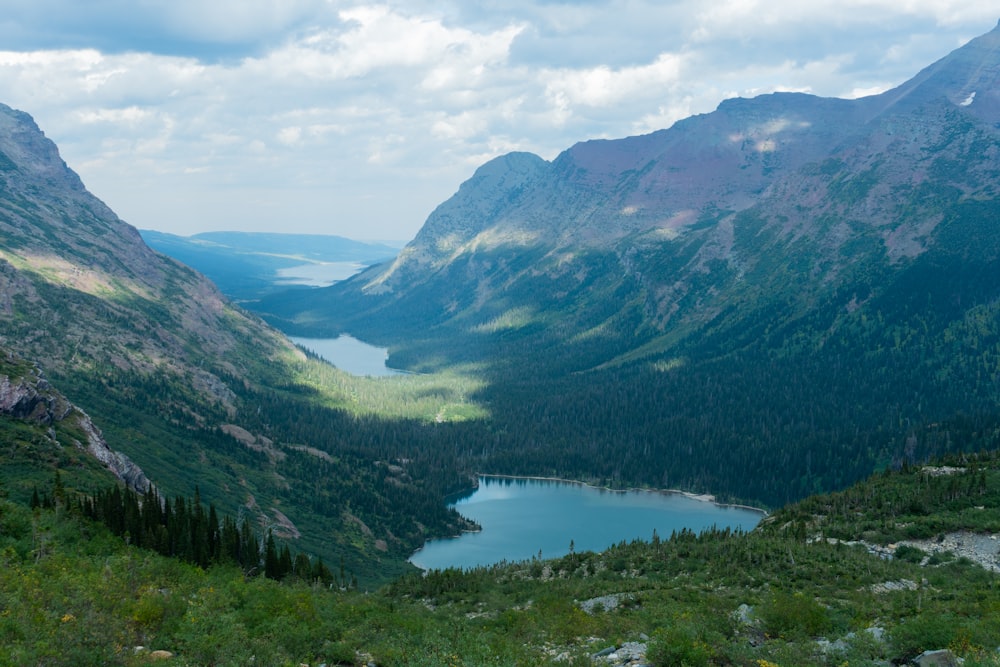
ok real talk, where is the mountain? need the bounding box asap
[268,21,1000,345]
[0,102,473,583]
[0,103,294,384]
[258,22,1000,505]
[139,230,400,301]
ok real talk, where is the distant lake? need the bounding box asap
[409,476,763,571]
[291,335,404,377]
[275,261,366,287]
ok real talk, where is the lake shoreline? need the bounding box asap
[472,473,769,516]
[410,473,767,571]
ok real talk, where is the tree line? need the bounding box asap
[32,474,342,587]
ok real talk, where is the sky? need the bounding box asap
[0,2,996,242]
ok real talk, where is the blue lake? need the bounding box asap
[291,335,404,377]
[409,476,763,571]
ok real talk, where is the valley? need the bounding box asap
[1,17,1000,667]
[4,450,1000,665]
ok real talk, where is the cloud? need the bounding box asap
[0,0,333,57]
[544,53,686,110]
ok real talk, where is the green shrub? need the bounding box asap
[758,592,831,639]
[890,613,961,661]
[894,544,927,563]
[927,550,956,566]
[647,620,711,667]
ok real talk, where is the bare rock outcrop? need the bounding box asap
[0,359,151,493]
[0,367,72,423]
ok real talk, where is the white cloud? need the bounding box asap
[155,0,327,43]
[277,126,303,146]
[545,53,686,109]
[250,6,523,83]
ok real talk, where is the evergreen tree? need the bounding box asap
[279,545,293,581]
[264,532,280,580]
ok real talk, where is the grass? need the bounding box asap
[289,353,490,423]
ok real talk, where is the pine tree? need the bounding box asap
[264,532,280,580]
[279,545,293,580]
[239,518,260,576]
[207,504,221,563]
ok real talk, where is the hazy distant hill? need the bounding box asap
[140,230,399,301]
[259,21,1000,505]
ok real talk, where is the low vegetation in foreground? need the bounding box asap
[3,452,1000,666]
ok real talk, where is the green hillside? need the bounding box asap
[2,449,999,666]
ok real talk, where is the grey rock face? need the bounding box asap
[0,368,71,423]
[0,361,150,493]
[77,408,152,493]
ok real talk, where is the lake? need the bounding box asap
[409,476,763,571]
[275,261,367,287]
[291,335,404,377]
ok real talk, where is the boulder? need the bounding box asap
[912,649,961,666]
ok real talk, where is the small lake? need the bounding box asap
[275,261,367,287]
[409,476,763,571]
[291,335,404,377]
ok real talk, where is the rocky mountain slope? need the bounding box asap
[0,102,471,582]
[0,348,150,494]
[0,103,296,390]
[272,20,1000,359]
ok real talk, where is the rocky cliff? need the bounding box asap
[0,349,150,492]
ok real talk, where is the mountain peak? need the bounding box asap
[0,101,294,383]
[0,103,86,195]
[315,19,1000,357]
[873,19,1000,120]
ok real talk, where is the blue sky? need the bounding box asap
[1,1,995,241]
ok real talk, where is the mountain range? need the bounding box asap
[2,21,1000,586]
[259,21,1000,505]
[2,20,1000,665]
[139,230,399,301]
[269,19,1000,358]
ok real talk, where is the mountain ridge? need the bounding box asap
[252,21,1000,508]
[276,19,1000,355]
